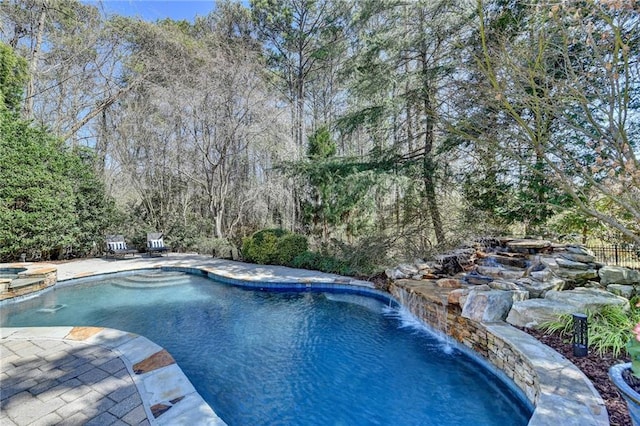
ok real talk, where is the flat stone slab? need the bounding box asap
[507,239,552,250]
[24,266,57,275]
[559,252,596,264]
[476,266,523,280]
[395,279,455,306]
[515,276,566,298]
[506,299,579,328]
[545,287,629,311]
[599,265,640,285]
[116,336,164,365]
[556,257,591,270]
[133,350,175,374]
[507,287,629,328]
[607,284,635,298]
[554,267,598,282]
[155,392,224,426]
[8,277,44,289]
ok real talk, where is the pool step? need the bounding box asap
[120,271,186,283]
[0,274,18,279]
[112,272,191,288]
[10,277,45,289]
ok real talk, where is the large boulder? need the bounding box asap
[385,263,423,280]
[476,265,523,280]
[385,268,408,280]
[544,287,630,311]
[506,287,629,328]
[540,256,560,270]
[447,288,469,306]
[599,266,640,285]
[436,278,463,288]
[461,290,513,322]
[489,280,520,291]
[507,239,552,253]
[475,265,502,278]
[555,257,591,270]
[557,246,597,264]
[397,263,419,276]
[554,267,598,283]
[509,289,530,303]
[506,299,578,328]
[558,252,596,264]
[607,284,635,299]
[516,277,566,298]
[530,267,553,282]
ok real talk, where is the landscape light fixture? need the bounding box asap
[572,313,588,357]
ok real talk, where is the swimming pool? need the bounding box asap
[0,267,26,279]
[0,270,532,425]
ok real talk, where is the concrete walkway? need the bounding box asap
[50,254,372,287]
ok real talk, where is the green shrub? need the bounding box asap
[0,110,116,261]
[195,237,235,258]
[242,229,280,264]
[242,229,308,265]
[291,251,352,275]
[330,236,392,276]
[276,233,309,265]
[540,301,640,357]
[291,251,323,270]
[590,305,638,357]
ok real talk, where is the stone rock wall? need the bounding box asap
[390,280,557,405]
[388,278,608,426]
[385,237,639,328]
[0,264,57,301]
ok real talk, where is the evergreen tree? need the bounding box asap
[0,42,116,260]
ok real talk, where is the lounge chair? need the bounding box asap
[147,233,170,257]
[105,235,138,258]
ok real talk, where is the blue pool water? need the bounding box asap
[0,271,532,425]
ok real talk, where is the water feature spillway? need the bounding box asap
[0,270,532,425]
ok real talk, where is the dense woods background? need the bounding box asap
[0,0,638,272]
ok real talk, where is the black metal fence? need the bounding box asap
[586,244,640,269]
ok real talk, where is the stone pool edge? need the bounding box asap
[389,281,609,426]
[2,257,610,425]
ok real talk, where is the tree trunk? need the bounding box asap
[22,1,47,120]
[421,51,445,246]
[215,211,224,240]
[296,70,305,149]
[423,154,445,245]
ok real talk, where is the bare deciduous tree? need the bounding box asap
[473,0,640,243]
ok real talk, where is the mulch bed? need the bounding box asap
[524,328,631,426]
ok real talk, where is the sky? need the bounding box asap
[85,1,218,22]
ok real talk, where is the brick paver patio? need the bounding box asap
[1,338,149,425]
